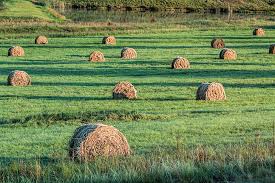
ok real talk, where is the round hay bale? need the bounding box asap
[196,82,226,101]
[113,81,137,99]
[7,70,31,86]
[102,36,116,45]
[171,57,190,69]
[69,124,130,161]
[121,47,137,59]
[89,51,105,62]
[211,38,225,49]
[8,46,25,57]
[269,44,275,54]
[253,28,265,36]
[219,48,237,60]
[35,36,48,44]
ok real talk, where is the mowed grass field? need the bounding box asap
[0,27,274,182]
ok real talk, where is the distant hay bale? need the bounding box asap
[102,36,116,45]
[253,28,265,36]
[171,57,190,69]
[211,38,225,49]
[113,81,137,99]
[219,48,237,60]
[269,44,275,54]
[196,82,226,101]
[35,36,48,44]
[121,47,137,59]
[89,51,105,62]
[8,46,25,57]
[7,70,31,86]
[69,124,130,161]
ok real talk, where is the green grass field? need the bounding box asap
[0,0,274,182]
[0,0,51,20]
[0,28,274,182]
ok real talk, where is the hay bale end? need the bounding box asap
[211,38,225,49]
[7,70,31,86]
[171,57,190,69]
[253,28,265,36]
[269,44,275,54]
[102,36,116,45]
[196,82,226,101]
[8,46,25,57]
[113,81,137,99]
[89,51,105,62]
[121,47,137,59]
[35,36,48,44]
[219,48,237,60]
[69,124,130,161]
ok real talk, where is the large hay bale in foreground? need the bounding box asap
[89,51,105,62]
[113,81,137,99]
[253,28,265,36]
[211,38,225,49]
[69,124,130,161]
[269,44,275,54]
[171,57,190,69]
[121,47,137,59]
[35,36,48,44]
[219,48,237,60]
[7,70,31,86]
[8,46,25,57]
[102,36,116,45]
[196,82,226,101]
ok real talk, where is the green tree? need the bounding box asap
[0,0,8,8]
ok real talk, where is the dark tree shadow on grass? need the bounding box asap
[232,44,271,49]
[117,35,275,40]
[35,81,275,89]
[0,66,274,79]
[0,94,193,102]
[261,25,275,30]
[0,95,111,101]
[23,44,210,50]
[145,97,192,101]
[192,61,275,66]
[0,156,60,166]
[0,80,273,90]
[0,60,85,65]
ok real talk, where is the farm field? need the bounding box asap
[0,28,274,182]
[0,0,274,182]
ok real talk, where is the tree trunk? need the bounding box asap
[227,3,233,21]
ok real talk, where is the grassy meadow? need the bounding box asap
[0,28,274,182]
[0,0,274,182]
